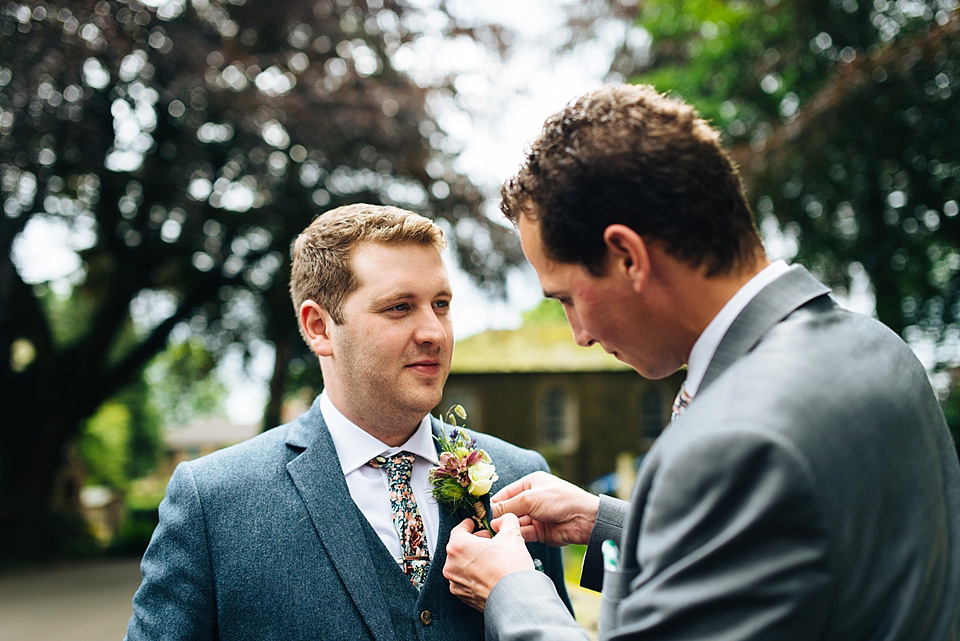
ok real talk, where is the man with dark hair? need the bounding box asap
[126,204,571,640]
[444,85,960,640]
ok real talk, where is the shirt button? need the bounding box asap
[419,610,432,625]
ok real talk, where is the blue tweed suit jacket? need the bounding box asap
[125,400,571,640]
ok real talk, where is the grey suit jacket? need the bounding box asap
[125,399,571,641]
[485,266,960,640]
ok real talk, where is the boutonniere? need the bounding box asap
[428,405,498,532]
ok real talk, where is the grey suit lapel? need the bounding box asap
[285,403,396,641]
[700,265,831,392]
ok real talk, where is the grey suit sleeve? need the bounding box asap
[125,462,216,641]
[482,461,619,640]
[580,494,628,591]
[485,570,588,641]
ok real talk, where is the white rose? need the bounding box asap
[467,462,498,496]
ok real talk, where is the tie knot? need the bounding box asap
[369,452,415,477]
[671,382,693,422]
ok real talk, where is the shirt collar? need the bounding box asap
[319,390,439,476]
[685,260,790,397]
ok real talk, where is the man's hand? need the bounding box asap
[490,471,600,547]
[443,514,534,611]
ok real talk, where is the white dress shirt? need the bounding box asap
[684,260,791,397]
[320,391,441,559]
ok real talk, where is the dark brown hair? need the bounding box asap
[501,84,764,276]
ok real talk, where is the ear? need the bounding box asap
[299,300,334,357]
[602,224,650,293]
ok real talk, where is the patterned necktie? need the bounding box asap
[368,452,430,588]
[671,381,692,422]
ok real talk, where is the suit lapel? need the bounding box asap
[285,404,397,641]
[700,265,831,392]
[421,492,463,594]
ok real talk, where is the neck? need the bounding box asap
[355,414,423,448]
[649,247,770,364]
[323,386,423,447]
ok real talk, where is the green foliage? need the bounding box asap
[941,380,960,459]
[145,339,225,428]
[79,376,163,490]
[79,402,133,489]
[35,283,99,348]
[78,339,225,493]
[633,0,810,139]
[635,0,787,131]
[284,354,326,404]
[107,505,160,556]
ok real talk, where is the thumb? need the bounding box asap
[451,517,476,537]
[494,512,522,538]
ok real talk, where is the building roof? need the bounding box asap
[165,417,261,450]
[451,324,633,373]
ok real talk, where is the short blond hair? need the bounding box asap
[289,204,445,337]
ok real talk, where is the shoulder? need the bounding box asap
[770,292,909,360]
[709,300,929,421]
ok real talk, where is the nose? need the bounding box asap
[573,327,596,348]
[415,307,449,345]
[564,308,595,347]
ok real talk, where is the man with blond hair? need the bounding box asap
[443,85,960,640]
[127,203,570,641]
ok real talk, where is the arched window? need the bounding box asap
[640,389,665,444]
[539,385,577,450]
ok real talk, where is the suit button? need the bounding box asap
[419,610,432,625]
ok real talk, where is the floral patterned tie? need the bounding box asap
[368,452,431,588]
[670,381,692,422]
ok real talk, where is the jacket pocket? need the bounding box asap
[599,566,635,637]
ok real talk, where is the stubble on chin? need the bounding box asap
[374,373,446,435]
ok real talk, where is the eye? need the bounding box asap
[433,299,450,311]
[385,302,411,313]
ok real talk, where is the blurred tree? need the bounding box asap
[594,0,959,357]
[144,337,225,428]
[0,0,524,555]
[79,377,162,491]
[941,371,960,457]
[78,341,217,502]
